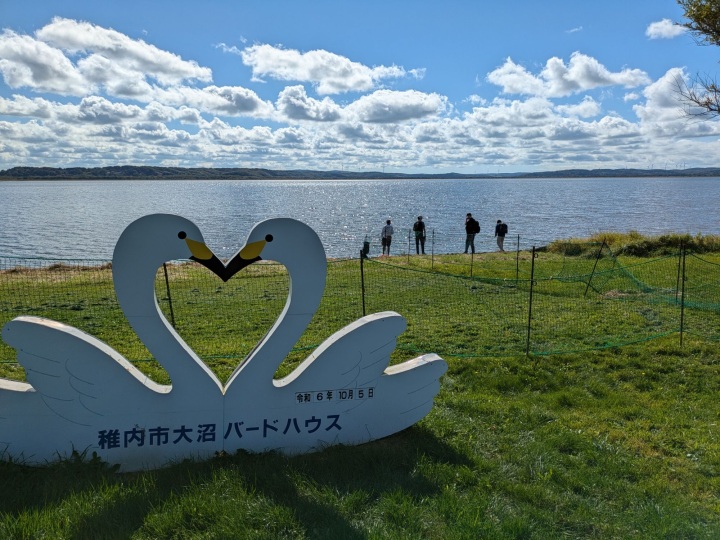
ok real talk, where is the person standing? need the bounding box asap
[413,216,426,254]
[381,219,394,256]
[495,219,508,252]
[464,213,480,254]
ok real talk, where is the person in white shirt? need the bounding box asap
[381,219,394,256]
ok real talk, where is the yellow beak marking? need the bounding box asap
[240,239,266,260]
[185,238,214,261]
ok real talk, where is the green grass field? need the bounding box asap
[0,240,719,538]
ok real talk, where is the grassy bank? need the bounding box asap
[0,247,719,538]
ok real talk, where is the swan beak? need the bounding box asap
[239,239,266,260]
[185,237,236,282]
[222,239,265,278]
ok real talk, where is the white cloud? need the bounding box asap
[487,52,650,98]
[132,85,275,117]
[466,95,487,106]
[73,96,143,124]
[276,85,342,121]
[485,59,546,96]
[556,96,601,118]
[36,17,212,85]
[344,90,447,123]
[0,119,58,144]
[633,68,688,128]
[646,19,686,40]
[239,44,417,94]
[0,95,55,118]
[0,30,89,95]
[466,97,555,128]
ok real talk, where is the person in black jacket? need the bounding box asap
[413,216,426,254]
[495,219,508,252]
[464,213,480,254]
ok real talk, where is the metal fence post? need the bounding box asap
[584,240,607,297]
[431,229,435,270]
[407,228,411,263]
[515,234,520,283]
[680,243,686,347]
[675,241,683,302]
[162,263,176,329]
[359,250,366,317]
[526,246,537,356]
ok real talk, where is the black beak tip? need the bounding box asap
[190,254,260,281]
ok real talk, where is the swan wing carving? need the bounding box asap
[2,316,168,426]
[276,311,406,391]
[279,310,447,439]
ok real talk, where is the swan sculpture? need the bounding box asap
[0,215,447,470]
[221,218,448,455]
[0,214,236,469]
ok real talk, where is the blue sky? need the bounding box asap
[1,0,718,173]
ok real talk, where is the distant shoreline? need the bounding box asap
[1,165,720,181]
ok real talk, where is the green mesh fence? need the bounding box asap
[1,247,718,374]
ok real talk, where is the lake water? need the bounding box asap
[1,177,719,260]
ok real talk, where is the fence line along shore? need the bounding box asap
[1,238,718,372]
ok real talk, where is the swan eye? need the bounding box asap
[265,234,273,242]
[178,231,187,239]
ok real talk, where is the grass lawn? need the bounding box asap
[0,246,718,538]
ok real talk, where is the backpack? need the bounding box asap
[470,218,480,234]
[500,223,508,235]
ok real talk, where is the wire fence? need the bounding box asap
[1,243,718,371]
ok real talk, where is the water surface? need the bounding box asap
[1,177,718,260]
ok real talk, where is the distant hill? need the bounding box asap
[1,165,719,180]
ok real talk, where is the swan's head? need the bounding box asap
[226,218,326,273]
[114,214,242,282]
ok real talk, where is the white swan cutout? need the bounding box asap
[0,214,233,469]
[220,218,448,455]
[0,215,447,470]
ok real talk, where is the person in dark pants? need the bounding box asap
[464,213,480,254]
[413,216,426,254]
[495,219,508,252]
[381,219,394,255]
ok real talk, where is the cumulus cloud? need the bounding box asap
[36,17,212,85]
[239,44,417,94]
[467,97,555,128]
[147,85,274,117]
[0,95,55,118]
[73,96,143,124]
[633,68,687,126]
[276,85,342,121]
[344,90,447,123]
[487,52,650,98]
[646,19,686,39]
[556,96,601,118]
[0,30,90,95]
